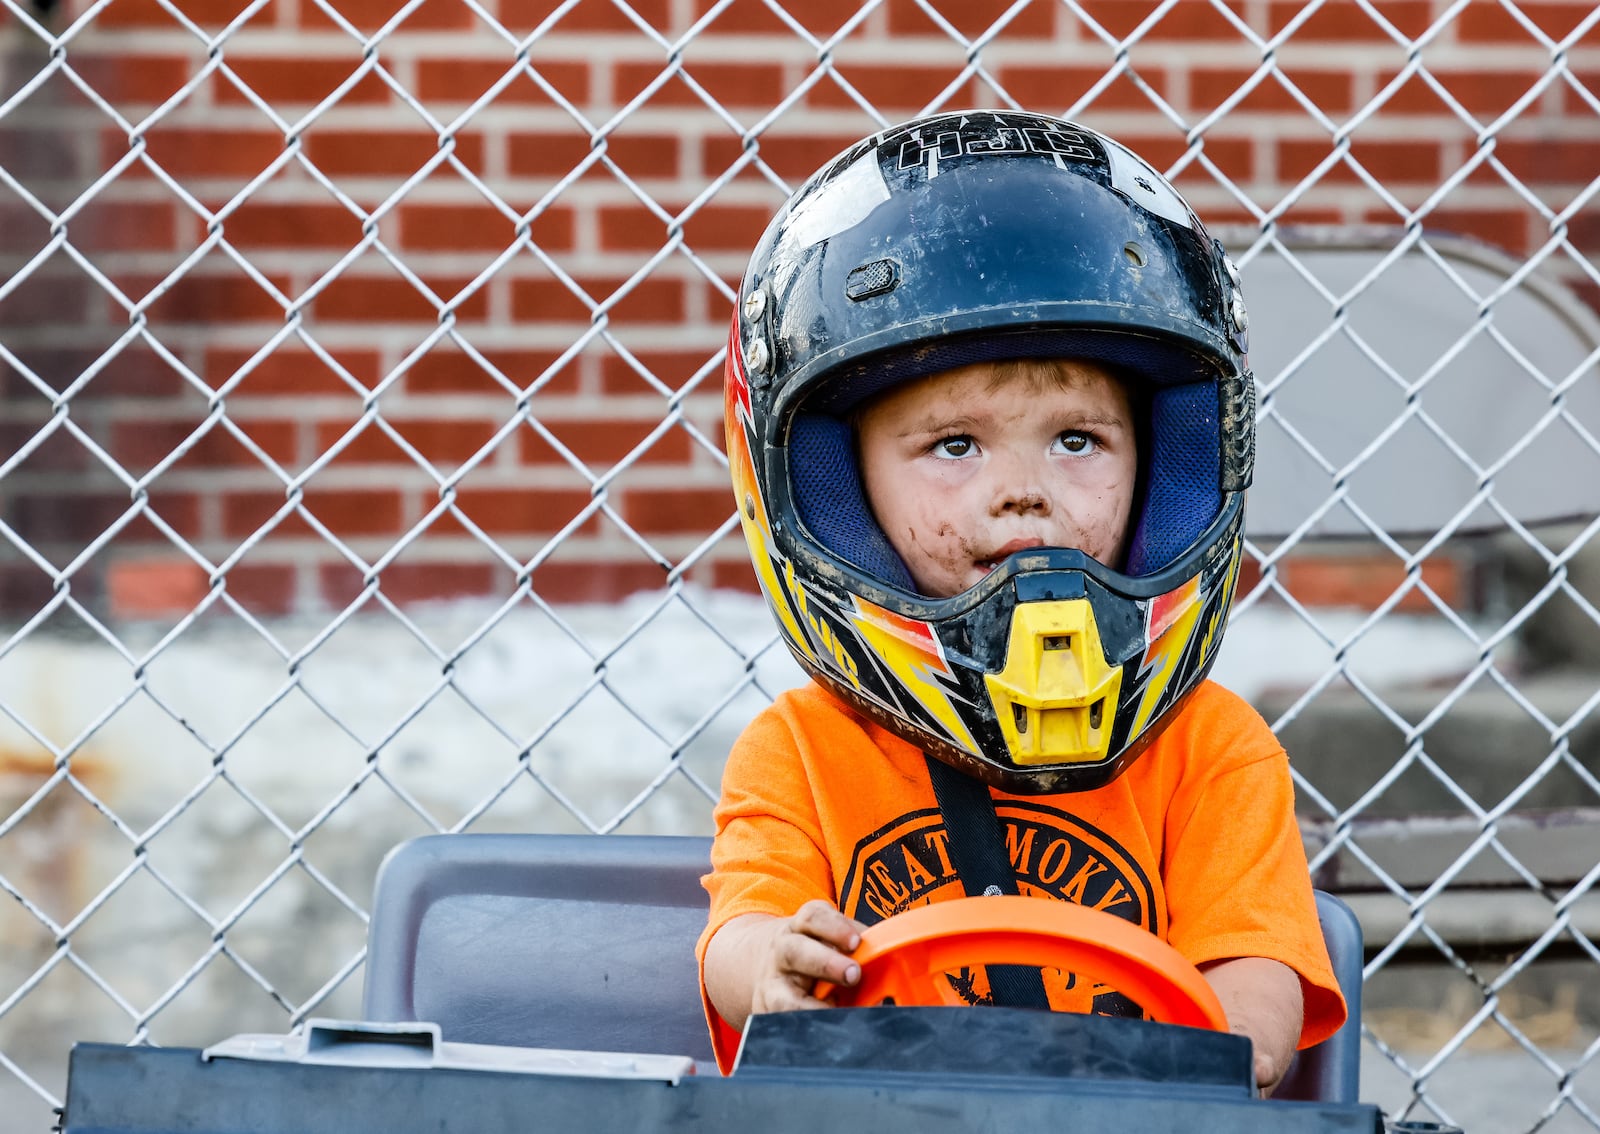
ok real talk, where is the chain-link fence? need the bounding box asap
[2,0,1600,1130]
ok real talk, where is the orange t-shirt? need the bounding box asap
[697,678,1346,1071]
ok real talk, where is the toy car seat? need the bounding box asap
[361,833,1362,1101]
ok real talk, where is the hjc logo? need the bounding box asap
[897,126,1097,170]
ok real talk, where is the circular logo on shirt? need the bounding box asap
[836,800,1159,1014]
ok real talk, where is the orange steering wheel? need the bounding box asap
[813,895,1229,1033]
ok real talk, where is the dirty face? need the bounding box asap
[856,359,1138,600]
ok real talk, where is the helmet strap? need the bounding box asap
[923,754,1052,1009]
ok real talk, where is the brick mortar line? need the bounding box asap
[10,392,726,415]
[24,169,1600,214]
[0,462,730,487]
[195,134,1600,167]
[0,426,720,449]
[34,168,1591,207]
[75,94,1600,117]
[66,27,1600,62]
[199,125,1558,163]
[0,326,735,349]
[24,185,1585,224]
[102,532,750,557]
[57,114,1600,149]
[0,395,730,418]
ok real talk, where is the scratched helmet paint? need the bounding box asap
[725,110,1254,794]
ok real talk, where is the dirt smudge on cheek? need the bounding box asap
[891,520,976,591]
[916,524,968,568]
[1077,510,1132,564]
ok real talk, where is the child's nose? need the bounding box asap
[989,459,1052,516]
[995,489,1050,516]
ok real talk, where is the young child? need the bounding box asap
[699,109,1346,1093]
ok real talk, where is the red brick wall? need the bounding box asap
[2,0,1596,618]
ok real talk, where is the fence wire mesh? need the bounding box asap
[2,0,1600,1130]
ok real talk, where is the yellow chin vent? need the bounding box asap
[984,600,1123,767]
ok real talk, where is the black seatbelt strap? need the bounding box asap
[924,754,1051,1010]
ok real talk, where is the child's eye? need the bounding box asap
[932,436,975,459]
[1055,431,1098,456]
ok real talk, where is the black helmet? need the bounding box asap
[725,110,1254,794]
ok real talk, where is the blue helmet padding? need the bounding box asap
[791,379,1220,590]
[789,415,918,592]
[1126,382,1221,576]
[790,330,1224,584]
[808,328,1216,414]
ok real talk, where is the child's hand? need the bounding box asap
[1199,956,1304,1095]
[704,902,869,1031]
[749,901,867,1016]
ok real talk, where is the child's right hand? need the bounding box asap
[704,902,869,1030]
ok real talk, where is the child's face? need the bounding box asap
[856,359,1138,599]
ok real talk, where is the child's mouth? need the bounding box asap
[975,539,1046,573]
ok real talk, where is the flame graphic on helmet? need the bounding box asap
[1129,546,1242,738]
[726,320,813,665]
[1130,578,1203,738]
[849,597,980,755]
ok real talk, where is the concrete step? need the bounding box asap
[1258,667,1600,964]
[1258,668,1600,819]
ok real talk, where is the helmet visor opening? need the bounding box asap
[786,339,1227,600]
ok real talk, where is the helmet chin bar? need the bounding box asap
[985,599,1124,767]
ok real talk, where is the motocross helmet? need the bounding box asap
[725,110,1254,795]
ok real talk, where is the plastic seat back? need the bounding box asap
[362,833,714,1062]
[363,834,1360,1100]
[1273,890,1364,1103]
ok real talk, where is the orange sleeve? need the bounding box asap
[695,691,839,1072]
[1158,686,1348,1050]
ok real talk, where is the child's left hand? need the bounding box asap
[1199,956,1305,1094]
